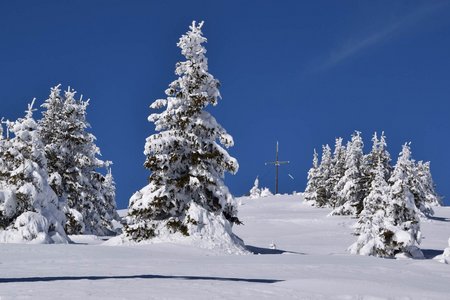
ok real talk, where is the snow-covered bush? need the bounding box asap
[249,177,261,199]
[39,85,119,235]
[260,187,273,198]
[124,21,244,252]
[0,101,68,244]
[249,177,273,199]
[439,238,450,264]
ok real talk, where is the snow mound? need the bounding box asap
[0,211,67,244]
[106,202,247,255]
[437,237,450,264]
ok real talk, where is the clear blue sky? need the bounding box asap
[1,1,449,208]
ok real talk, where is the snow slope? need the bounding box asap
[1,195,449,299]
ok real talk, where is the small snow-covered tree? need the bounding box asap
[0,100,68,243]
[304,149,320,205]
[385,143,422,258]
[249,177,261,199]
[124,21,242,250]
[331,131,365,216]
[39,85,118,235]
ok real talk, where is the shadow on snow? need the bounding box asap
[246,245,305,255]
[0,274,283,284]
[427,215,450,222]
[422,249,444,259]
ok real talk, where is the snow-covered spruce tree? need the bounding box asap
[0,100,68,243]
[249,177,261,199]
[331,131,365,216]
[315,144,332,207]
[39,85,118,235]
[361,132,393,202]
[415,161,442,207]
[385,143,423,258]
[349,163,393,257]
[329,137,346,208]
[304,149,320,205]
[406,160,440,216]
[124,21,243,251]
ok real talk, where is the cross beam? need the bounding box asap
[265,141,289,194]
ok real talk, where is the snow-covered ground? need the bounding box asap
[1,195,449,299]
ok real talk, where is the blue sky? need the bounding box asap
[1,1,449,208]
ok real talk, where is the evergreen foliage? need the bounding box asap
[125,21,241,244]
[349,163,393,256]
[331,131,365,216]
[316,144,333,207]
[384,143,423,257]
[329,137,346,208]
[304,131,440,217]
[39,85,118,235]
[0,101,68,243]
[304,149,320,205]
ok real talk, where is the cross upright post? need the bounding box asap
[265,141,289,194]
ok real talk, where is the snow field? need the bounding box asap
[0,194,449,299]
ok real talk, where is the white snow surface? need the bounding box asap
[1,194,450,299]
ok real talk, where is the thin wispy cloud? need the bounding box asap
[311,2,449,73]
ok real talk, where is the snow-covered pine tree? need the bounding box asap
[89,162,120,235]
[39,85,118,235]
[416,161,442,207]
[304,149,320,205]
[0,100,68,243]
[361,132,393,203]
[124,21,243,250]
[385,143,423,258]
[331,131,365,216]
[329,137,346,208]
[249,177,261,199]
[349,163,393,257]
[316,144,332,207]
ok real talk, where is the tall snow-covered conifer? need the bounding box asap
[385,143,422,258]
[316,144,332,207]
[39,85,118,235]
[415,161,441,207]
[304,149,320,205]
[350,163,392,257]
[331,131,365,216]
[0,101,68,243]
[329,137,346,208]
[361,132,392,203]
[124,21,243,251]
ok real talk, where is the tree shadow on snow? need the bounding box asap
[0,274,283,284]
[427,216,450,222]
[422,249,443,259]
[246,245,305,255]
